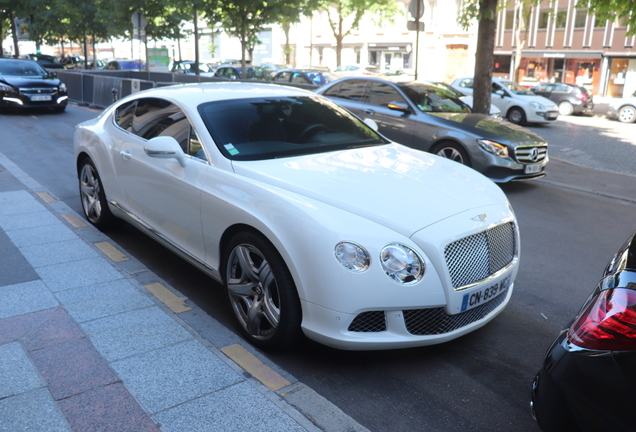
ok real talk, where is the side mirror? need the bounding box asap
[363,118,379,130]
[495,89,505,98]
[144,136,188,167]
[387,101,410,113]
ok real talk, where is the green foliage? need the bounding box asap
[584,0,636,36]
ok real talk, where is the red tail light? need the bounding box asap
[577,93,587,102]
[568,288,636,351]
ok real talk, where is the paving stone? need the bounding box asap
[152,381,308,432]
[111,339,243,414]
[79,307,193,362]
[20,238,99,268]
[55,278,154,322]
[0,387,70,432]
[0,342,43,399]
[36,257,124,293]
[29,337,119,400]
[0,280,59,319]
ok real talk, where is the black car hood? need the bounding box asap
[0,75,61,88]
[429,112,545,145]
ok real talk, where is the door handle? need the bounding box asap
[364,109,375,115]
[120,150,131,160]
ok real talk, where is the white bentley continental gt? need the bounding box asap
[74,82,520,351]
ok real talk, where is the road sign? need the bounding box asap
[407,21,425,32]
[409,0,425,20]
[131,11,147,29]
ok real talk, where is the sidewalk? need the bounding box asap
[0,153,369,432]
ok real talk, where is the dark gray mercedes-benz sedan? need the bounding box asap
[316,77,549,183]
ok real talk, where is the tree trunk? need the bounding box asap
[336,18,343,67]
[472,0,498,115]
[0,19,3,57]
[241,14,247,78]
[283,22,291,65]
[512,1,527,83]
[10,14,20,57]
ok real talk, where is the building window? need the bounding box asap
[574,9,587,28]
[538,9,567,29]
[505,11,514,30]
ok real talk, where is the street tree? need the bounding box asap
[317,0,401,68]
[204,0,302,78]
[458,0,498,115]
[586,0,636,36]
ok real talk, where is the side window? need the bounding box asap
[291,72,308,84]
[115,100,137,131]
[459,79,473,89]
[337,80,368,101]
[274,72,292,83]
[322,81,342,97]
[367,82,405,107]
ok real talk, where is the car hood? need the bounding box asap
[231,143,507,237]
[428,112,546,145]
[0,75,61,88]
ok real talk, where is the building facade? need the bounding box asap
[494,0,636,97]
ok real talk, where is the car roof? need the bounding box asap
[117,82,316,106]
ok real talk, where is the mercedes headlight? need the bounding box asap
[477,139,509,158]
[530,101,545,110]
[335,242,370,272]
[380,243,424,284]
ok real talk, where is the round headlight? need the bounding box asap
[334,242,370,272]
[380,243,425,284]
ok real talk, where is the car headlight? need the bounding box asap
[490,112,503,120]
[530,101,545,110]
[0,84,13,92]
[59,83,67,91]
[335,242,370,272]
[380,243,424,284]
[477,139,509,158]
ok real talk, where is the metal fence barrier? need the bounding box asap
[56,70,316,109]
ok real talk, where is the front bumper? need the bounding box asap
[530,109,559,123]
[1,91,68,110]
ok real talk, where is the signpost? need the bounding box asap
[408,0,424,80]
[131,11,147,71]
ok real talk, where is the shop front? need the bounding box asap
[515,52,602,94]
[605,57,636,98]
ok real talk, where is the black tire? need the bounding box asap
[507,107,526,125]
[617,105,636,123]
[223,232,302,350]
[432,141,471,167]
[78,158,116,230]
[558,101,573,116]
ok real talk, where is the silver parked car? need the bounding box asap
[607,91,636,123]
[317,77,549,182]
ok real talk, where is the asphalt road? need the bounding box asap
[1,105,635,431]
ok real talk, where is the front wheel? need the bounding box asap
[617,105,636,123]
[78,158,116,229]
[507,107,526,125]
[433,141,471,167]
[223,232,302,350]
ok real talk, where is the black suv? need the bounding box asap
[530,82,594,116]
[0,58,68,112]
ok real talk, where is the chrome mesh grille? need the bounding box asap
[19,87,57,96]
[515,145,548,163]
[403,291,507,335]
[348,311,387,332]
[444,223,516,289]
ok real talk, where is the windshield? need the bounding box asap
[0,60,48,77]
[306,71,338,85]
[400,83,472,113]
[498,80,534,95]
[198,96,387,161]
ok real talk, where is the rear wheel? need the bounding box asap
[558,101,574,116]
[78,158,116,229]
[507,107,526,125]
[617,105,636,123]
[433,141,471,167]
[223,232,302,350]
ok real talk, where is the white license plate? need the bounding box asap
[546,112,558,119]
[525,164,542,174]
[460,275,511,312]
[30,95,52,101]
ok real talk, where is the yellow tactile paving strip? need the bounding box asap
[221,344,291,391]
[145,283,192,313]
[36,192,57,203]
[62,213,88,228]
[94,241,129,262]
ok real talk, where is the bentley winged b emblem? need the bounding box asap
[471,214,487,222]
